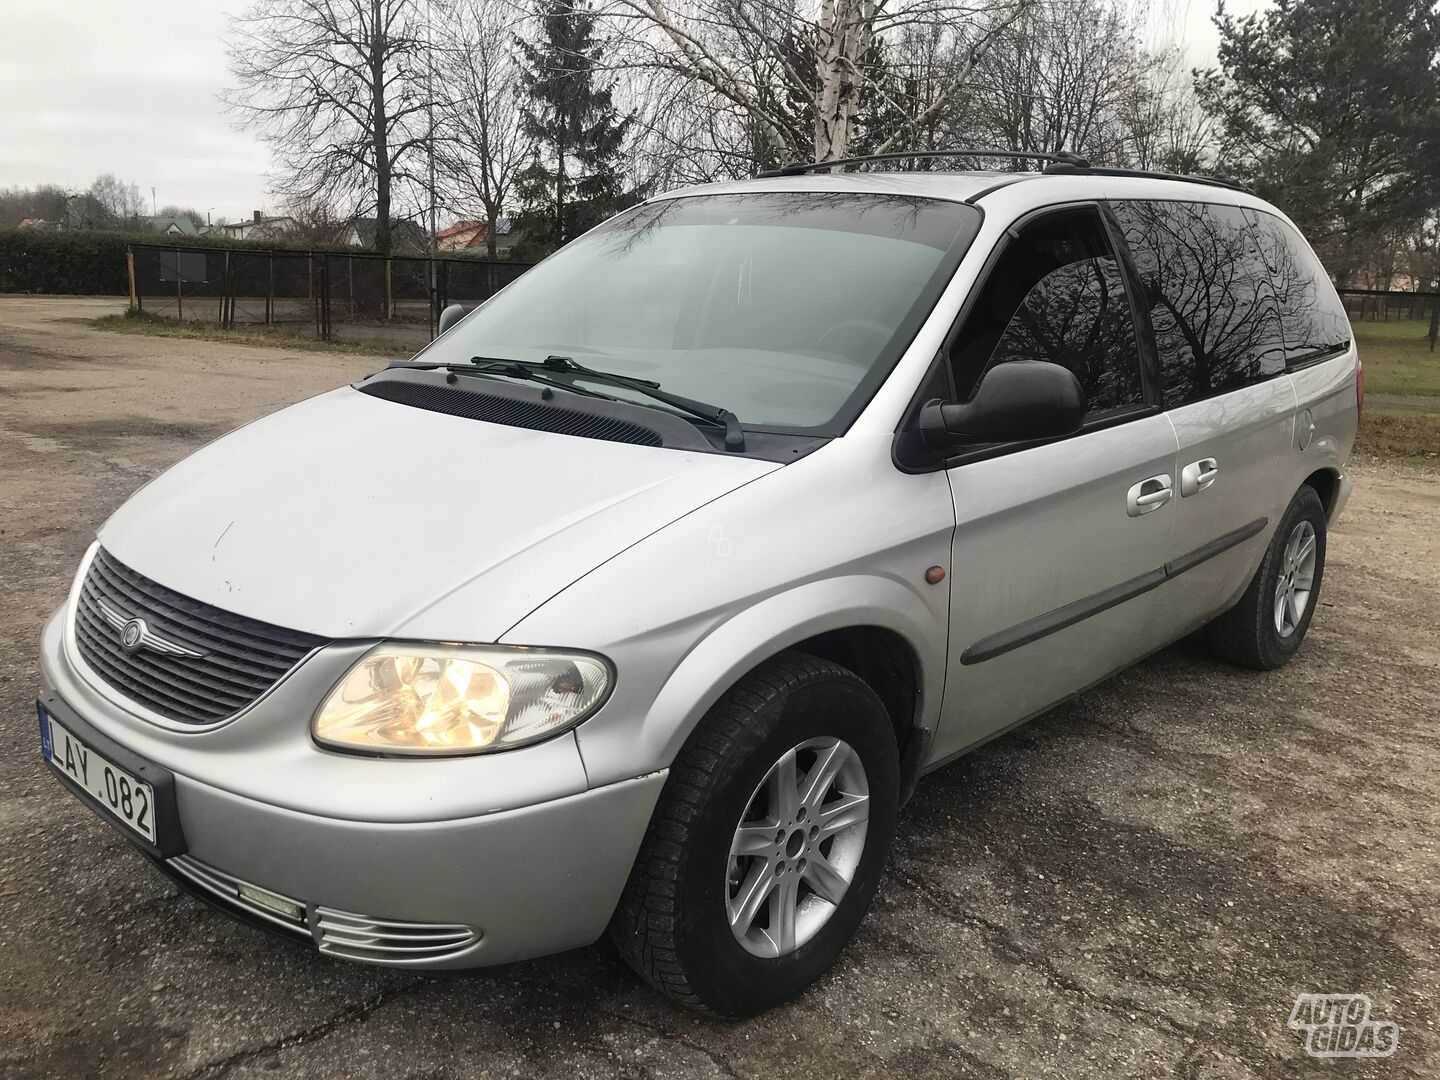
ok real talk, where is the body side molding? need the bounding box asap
[960,517,1269,665]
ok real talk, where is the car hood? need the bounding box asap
[99,386,777,640]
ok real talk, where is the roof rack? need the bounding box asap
[757,149,1090,177]
[755,147,1254,194]
[1040,160,1252,193]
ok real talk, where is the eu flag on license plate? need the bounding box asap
[38,702,52,761]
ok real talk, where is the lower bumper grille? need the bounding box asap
[162,854,482,965]
[168,854,310,939]
[316,908,482,964]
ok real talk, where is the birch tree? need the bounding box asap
[608,0,1036,169]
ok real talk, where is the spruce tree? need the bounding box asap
[1198,0,1440,281]
[513,0,631,256]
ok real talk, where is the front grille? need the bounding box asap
[74,547,327,726]
[315,907,482,964]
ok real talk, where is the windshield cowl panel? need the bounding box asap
[417,192,983,438]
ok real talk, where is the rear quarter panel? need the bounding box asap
[1288,347,1360,505]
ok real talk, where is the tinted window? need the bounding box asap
[1244,209,1352,366]
[420,192,981,433]
[1109,200,1286,408]
[949,208,1143,418]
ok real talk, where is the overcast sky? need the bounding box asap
[0,0,1265,224]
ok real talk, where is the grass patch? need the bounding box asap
[1351,321,1440,397]
[1355,407,1440,466]
[90,309,405,358]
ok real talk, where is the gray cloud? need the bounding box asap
[0,0,274,224]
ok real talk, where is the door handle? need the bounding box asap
[1180,458,1220,497]
[1126,474,1173,516]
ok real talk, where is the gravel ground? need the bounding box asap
[1,296,1436,1079]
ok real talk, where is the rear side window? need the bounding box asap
[1108,200,1286,408]
[1244,209,1352,366]
[948,207,1144,419]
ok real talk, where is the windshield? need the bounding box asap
[418,192,982,434]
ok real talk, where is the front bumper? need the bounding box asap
[38,607,666,969]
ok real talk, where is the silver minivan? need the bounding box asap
[37,153,1360,1016]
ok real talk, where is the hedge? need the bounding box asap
[0,227,524,296]
[0,229,133,294]
[0,229,372,296]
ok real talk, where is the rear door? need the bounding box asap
[1246,208,1359,470]
[923,204,1179,761]
[1106,199,1297,640]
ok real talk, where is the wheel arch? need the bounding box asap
[1302,465,1341,518]
[617,576,944,793]
[785,626,928,800]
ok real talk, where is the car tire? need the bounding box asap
[1206,484,1327,671]
[609,651,900,1017]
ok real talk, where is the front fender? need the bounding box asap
[501,432,958,790]
[516,574,947,791]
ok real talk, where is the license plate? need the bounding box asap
[41,707,157,844]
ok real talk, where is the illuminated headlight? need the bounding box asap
[312,644,611,756]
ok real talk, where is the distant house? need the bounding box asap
[17,218,53,230]
[145,215,198,237]
[436,217,521,255]
[338,217,430,254]
[221,211,298,242]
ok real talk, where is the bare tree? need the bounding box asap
[434,0,534,256]
[0,184,74,228]
[227,0,433,254]
[88,174,146,228]
[283,192,349,243]
[606,0,1035,170]
[949,0,1144,163]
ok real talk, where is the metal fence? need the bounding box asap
[1338,288,1439,323]
[121,247,1440,352]
[1336,288,1439,349]
[127,243,534,352]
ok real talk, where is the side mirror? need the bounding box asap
[920,360,1085,449]
[436,303,466,337]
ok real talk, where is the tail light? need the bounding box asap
[1356,358,1365,419]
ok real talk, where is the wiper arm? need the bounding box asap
[382,355,745,451]
[380,357,619,401]
[539,355,745,451]
[468,361,621,401]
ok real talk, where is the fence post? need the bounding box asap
[175,246,183,320]
[1429,297,1438,352]
[221,249,231,327]
[428,257,438,338]
[321,254,332,342]
[126,246,137,310]
[266,255,274,326]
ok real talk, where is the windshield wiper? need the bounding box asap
[382,357,619,401]
[384,355,745,451]
[536,355,745,451]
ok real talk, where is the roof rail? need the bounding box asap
[1040,160,1253,194]
[756,149,1091,177]
[754,147,1254,195]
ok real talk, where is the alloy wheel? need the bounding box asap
[726,737,870,958]
[1274,519,1318,637]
